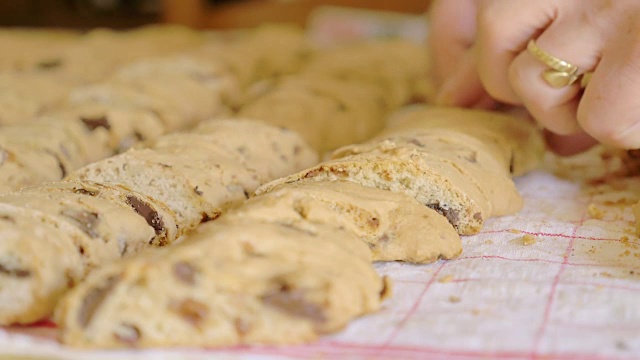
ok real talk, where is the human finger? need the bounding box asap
[429,0,478,88]
[544,130,599,156]
[577,15,640,149]
[507,16,603,135]
[475,0,560,104]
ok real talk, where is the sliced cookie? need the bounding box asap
[55,220,387,348]
[0,189,157,259]
[256,145,491,235]
[67,82,185,132]
[0,203,87,324]
[0,142,69,190]
[67,148,242,233]
[387,106,545,176]
[230,181,461,263]
[239,88,338,153]
[151,119,318,183]
[51,103,166,156]
[334,129,523,217]
[30,180,179,246]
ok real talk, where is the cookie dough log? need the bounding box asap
[334,128,523,217]
[228,181,461,263]
[239,77,385,154]
[387,106,545,177]
[256,143,491,235]
[56,219,389,348]
[68,120,318,234]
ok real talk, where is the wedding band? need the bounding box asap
[527,39,591,89]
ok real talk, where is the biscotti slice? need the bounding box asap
[272,76,387,148]
[69,147,261,232]
[113,55,242,108]
[302,39,427,109]
[56,220,387,348]
[0,143,68,190]
[51,103,166,156]
[256,146,491,235]
[0,146,46,192]
[148,146,262,210]
[239,89,339,153]
[67,83,183,132]
[30,180,179,245]
[0,123,86,174]
[0,72,78,125]
[67,149,204,230]
[334,129,523,217]
[229,181,461,263]
[33,115,112,165]
[241,24,312,80]
[387,106,545,176]
[0,189,157,257]
[151,119,319,182]
[0,203,86,324]
[112,75,223,128]
[192,42,258,91]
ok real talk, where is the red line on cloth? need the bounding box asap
[530,199,592,358]
[478,229,624,242]
[458,254,640,272]
[377,261,448,354]
[458,255,564,265]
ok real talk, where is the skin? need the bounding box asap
[429,0,640,155]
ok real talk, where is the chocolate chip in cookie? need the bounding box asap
[125,195,164,236]
[78,275,120,328]
[262,284,326,323]
[81,116,111,131]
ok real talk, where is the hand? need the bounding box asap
[429,0,640,155]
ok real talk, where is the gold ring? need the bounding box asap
[527,39,592,89]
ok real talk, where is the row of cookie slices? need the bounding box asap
[0,119,318,325]
[0,33,431,325]
[0,25,314,192]
[0,35,429,192]
[54,106,544,348]
[0,25,207,125]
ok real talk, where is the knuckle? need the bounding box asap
[578,108,639,147]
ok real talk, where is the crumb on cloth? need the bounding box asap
[632,202,640,236]
[587,203,605,219]
[520,234,537,246]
